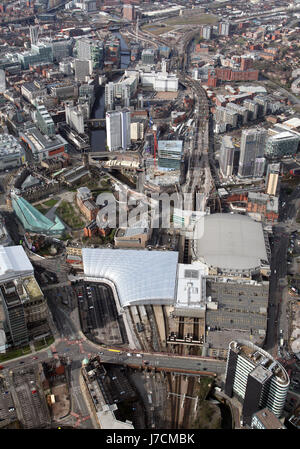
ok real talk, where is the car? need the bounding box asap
[136,354,142,357]
[98,352,104,355]
[32,356,38,360]
[144,361,149,365]
[0,366,4,370]
[19,361,25,364]
[127,353,132,357]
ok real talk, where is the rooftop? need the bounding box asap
[193,214,268,272]
[82,248,178,308]
[12,194,65,236]
[230,340,289,385]
[158,140,183,153]
[0,245,33,282]
[253,407,286,429]
[20,127,67,153]
[175,262,208,310]
[269,131,299,141]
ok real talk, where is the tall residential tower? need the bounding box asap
[106,109,131,151]
[224,340,289,426]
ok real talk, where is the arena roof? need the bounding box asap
[82,248,179,307]
[193,214,268,273]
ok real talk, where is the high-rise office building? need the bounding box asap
[238,128,267,177]
[224,340,289,426]
[106,109,131,151]
[130,122,144,141]
[244,99,259,121]
[0,245,49,347]
[1,282,28,347]
[74,59,92,82]
[141,48,156,65]
[76,38,104,69]
[51,40,72,63]
[265,162,280,196]
[219,135,235,178]
[105,82,115,110]
[202,25,212,40]
[35,103,55,137]
[265,132,300,159]
[219,21,231,36]
[253,157,265,177]
[65,103,88,135]
[123,4,135,21]
[0,69,6,93]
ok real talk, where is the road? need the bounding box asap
[264,184,300,357]
[0,283,226,429]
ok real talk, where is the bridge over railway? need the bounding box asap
[89,150,140,159]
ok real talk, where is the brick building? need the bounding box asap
[76,187,99,221]
[247,192,279,223]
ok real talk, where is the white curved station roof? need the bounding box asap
[82,248,179,307]
[193,214,268,273]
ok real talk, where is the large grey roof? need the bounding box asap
[82,248,179,307]
[193,214,268,272]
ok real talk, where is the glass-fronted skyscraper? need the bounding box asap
[265,132,300,159]
[238,128,267,178]
[76,38,104,69]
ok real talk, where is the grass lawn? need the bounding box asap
[34,336,54,351]
[35,204,47,214]
[34,199,58,215]
[43,198,58,208]
[0,345,31,362]
[56,200,85,230]
[163,14,218,26]
[141,24,174,36]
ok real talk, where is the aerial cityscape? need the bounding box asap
[0,0,299,433]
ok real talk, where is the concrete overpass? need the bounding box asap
[89,150,140,160]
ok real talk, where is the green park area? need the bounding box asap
[164,14,218,26]
[142,14,217,35]
[0,345,31,362]
[33,336,55,351]
[34,198,59,215]
[141,24,174,36]
[56,200,85,230]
